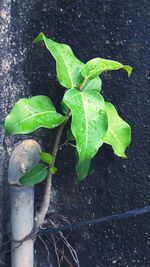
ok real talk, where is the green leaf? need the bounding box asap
[19,163,48,185]
[50,166,57,174]
[39,152,53,164]
[34,32,84,89]
[81,58,132,79]
[61,77,102,114]
[76,158,91,182]
[103,102,131,158]
[4,95,66,135]
[67,128,75,141]
[82,76,102,92]
[63,89,108,161]
[61,98,70,115]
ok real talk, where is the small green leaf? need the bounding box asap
[76,158,91,182]
[103,102,131,158]
[81,57,132,79]
[82,76,102,92]
[39,152,53,164]
[4,95,66,135]
[19,163,48,185]
[63,89,108,161]
[61,99,70,115]
[34,32,84,89]
[50,166,57,174]
[67,128,75,142]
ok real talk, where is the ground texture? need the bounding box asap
[0,0,150,266]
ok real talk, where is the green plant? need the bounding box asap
[4,32,132,230]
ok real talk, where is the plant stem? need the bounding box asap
[34,117,69,232]
[35,80,91,229]
[79,79,87,91]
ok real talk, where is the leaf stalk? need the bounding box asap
[79,79,87,91]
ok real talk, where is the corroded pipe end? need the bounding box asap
[8,139,41,186]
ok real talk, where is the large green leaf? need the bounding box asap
[61,77,102,114]
[63,89,108,161]
[76,159,91,182]
[103,102,131,158]
[19,163,48,185]
[66,130,91,181]
[81,58,132,79]
[34,32,84,89]
[82,76,102,92]
[4,95,66,135]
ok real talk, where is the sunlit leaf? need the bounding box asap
[19,163,48,185]
[82,76,102,92]
[61,76,102,114]
[103,102,131,158]
[34,32,84,89]
[81,57,132,79]
[4,95,66,135]
[39,152,53,165]
[63,89,108,161]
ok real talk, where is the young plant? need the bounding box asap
[4,33,132,230]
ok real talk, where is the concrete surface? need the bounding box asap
[0,0,150,266]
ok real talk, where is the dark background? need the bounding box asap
[1,0,150,266]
